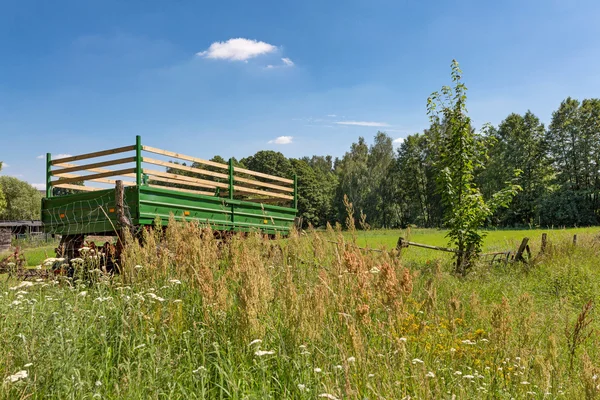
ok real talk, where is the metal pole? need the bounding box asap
[46,153,52,198]
[228,158,234,200]
[293,174,298,209]
[135,135,142,186]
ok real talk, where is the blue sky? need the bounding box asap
[1,0,600,188]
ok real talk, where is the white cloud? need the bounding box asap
[393,137,405,145]
[197,38,277,61]
[268,136,293,145]
[54,154,73,159]
[265,57,295,70]
[36,154,45,159]
[2,163,9,168]
[31,183,45,190]
[326,114,337,117]
[335,121,389,127]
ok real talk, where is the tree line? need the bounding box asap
[228,97,600,230]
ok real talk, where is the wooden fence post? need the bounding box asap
[515,237,530,263]
[573,234,577,246]
[540,233,547,254]
[115,180,131,229]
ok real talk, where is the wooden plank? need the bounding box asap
[53,171,136,186]
[143,169,229,189]
[50,168,137,186]
[145,175,220,192]
[234,176,294,193]
[147,184,215,197]
[143,157,229,180]
[233,166,293,184]
[50,157,136,175]
[142,145,229,170]
[55,162,137,178]
[50,145,136,165]
[53,183,99,192]
[232,185,294,200]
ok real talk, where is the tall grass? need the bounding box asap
[0,219,599,398]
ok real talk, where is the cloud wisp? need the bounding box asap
[197,38,277,62]
[393,137,405,145]
[268,136,293,145]
[335,121,389,127]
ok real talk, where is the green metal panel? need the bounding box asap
[42,184,296,236]
[46,153,52,199]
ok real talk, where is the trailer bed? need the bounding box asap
[42,136,298,237]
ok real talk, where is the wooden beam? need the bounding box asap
[52,171,136,186]
[50,157,136,175]
[54,162,137,179]
[146,175,220,193]
[143,169,229,189]
[232,185,294,200]
[143,157,229,180]
[49,145,136,165]
[142,145,229,170]
[50,168,137,186]
[53,183,99,192]
[147,184,215,197]
[234,176,294,193]
[233,166,294,184]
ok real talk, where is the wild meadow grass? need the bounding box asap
[1,221,599,399]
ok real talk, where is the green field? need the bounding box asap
[1,225,599,398]
[1,245,57,268]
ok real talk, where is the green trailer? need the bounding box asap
[42,136,298,262]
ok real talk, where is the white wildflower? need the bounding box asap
[368,373,375,378]
[9,281,34,290]
[95,380,102,387]
[146,293,165,302]
[450,347,457,352]
[94,296,112,302]
[248,339,262,346]
[169,279,182,285]
[334,365,343,370]
[347,356,356,363]
[314,367,322,373]
[369,267,380,274]
[461,339,476,345]
[78,291,87,297]
[297,383,307,391]
[5,370,28,382]
[412,358,424,364]
[426,371,435,378]
[399,337,407,342]
[193,366,207,374]
[318,394,339,400]
[173,299,182,303]
[254,350,275,357]
[463,375,475,379]
[454,371,462,375]
[23,363,33,368]
[134,264,143,270]
[521,381,530,385]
